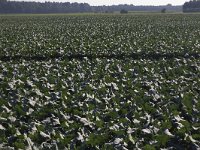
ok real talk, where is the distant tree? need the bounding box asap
[161,8,166,13]
[183,0,200,12]
[167,4,172,6]
[120,9,128,14]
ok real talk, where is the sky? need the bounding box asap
[14,0,189,6]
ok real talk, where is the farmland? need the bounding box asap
[0,14,200,149]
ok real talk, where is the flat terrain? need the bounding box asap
[0,14,200,149]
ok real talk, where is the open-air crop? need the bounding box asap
[0,14,200,149]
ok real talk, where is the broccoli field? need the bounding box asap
[0,14,200,149]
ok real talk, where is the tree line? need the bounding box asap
[0,0,91,13]
[94,4,182,13]
[0,0,182,14]
[183,0,200,12]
